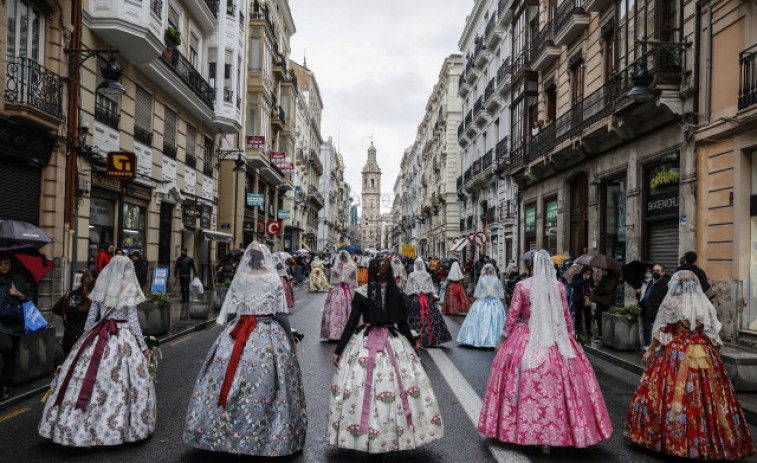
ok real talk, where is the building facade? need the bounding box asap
[360,143,382,249]
[318,137,338,250]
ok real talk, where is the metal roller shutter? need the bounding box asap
[647,220,679,273]
[0,159,40,225]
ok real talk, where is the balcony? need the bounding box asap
[184,0,216,31]
[464,111,477,137]
[456,175,463,192]
[186,154,197,169]
[159,47,214,107]
[485,14,504,50]
[496,57,512,95]
[245,152,284,184]
[205,0,220,17]
[465,60,479,84]
[309,151,323,175]
[554,0,590,46]
[163,142,177,159]
[458,72,469,97]
[308,185,325,209]
[134,125,153,146]
[512,51,530,78]
[474,38,492,69]
[296,149,308,167]
[531,22,561,72]
[4,56,64,125]
[95,101,120,130]
[496,136,509,171]
[88,0,164,64]
[473,95,490,127]
[498,0,513,26]
[458,121,470,146]
[739,44,757,110]
[584,0,613,12]
[510,143,525,171]
[485,77,505,114]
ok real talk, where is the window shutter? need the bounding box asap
[135,86,153,131]
[164,108,177,147]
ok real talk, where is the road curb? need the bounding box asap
[0,319,217,413]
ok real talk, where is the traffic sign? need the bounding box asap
[266,221,281,235]
[474,232,488,245]
[467,233,476,243]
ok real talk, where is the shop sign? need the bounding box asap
[545,200,558,229]
[243,221,255,233]
[277,209,291,219]
[125,183,151,201]
[647,189,680,219]
[106,151,136,179]
[420,239,427,245]
[648,160,680,194]
[266,221,281,235]
[277,162,294,174]
[246,193,264,207]
[183,203,200,228]
[200,205,212,229]
[524,206,536,235]
[246,136,265,150]
[271,151,286,162]
[257,221,265,233]
[402,245,416,259]
[92,172,122,191]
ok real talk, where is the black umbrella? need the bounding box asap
[0,220,54,249]
[621,260,654,290]
[219,248,244,262]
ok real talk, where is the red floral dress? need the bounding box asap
[626,322,755,460]
[441,281,471,315]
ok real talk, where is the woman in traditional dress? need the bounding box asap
[478,250,612,452]
[457,263,507,348]
[39,256,155,447]
[391,257,407,291]
[441,261,470,315]
[309,257,330,292]
[626,270,755,460]
[405,257,452,347]
[321,251,358,341]
[357,257,369,287]
[328,258,444,453]
[183,242,306,456]
[273,255,294,308]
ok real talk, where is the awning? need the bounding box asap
[201,229,234,243]
[449,238,469,253]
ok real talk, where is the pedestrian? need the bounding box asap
[474,255,486,286]
[93,241,113,272]
[626,270,755,460]
[174,247,197,303]
[39,256,155,446]
[328,258,444,452]
[592,269,620,340]
[479,250,613,453]
[639,264,671,347]
[677,251,713,297]
[457,263,507,348]
[183,242,306,456]
[441,261,471,315]
[308,256,329,291]
[405,257,452,347]
[428,256,440,285]
[273,255,295,308]
[571,266,595,337]
[0,253,35,401]
[356,256,369,287]
[114,248,125,257]
[635,265,654,350]
[320,250,358,341]
[391,257,407,291]
[130,250,148,290]
[51,269,97,357]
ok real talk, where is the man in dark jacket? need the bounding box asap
[174,248,197,303]
[677,250,711,294]
[639,263,671,347]
[130,250,149,289]
[592,270,620,339]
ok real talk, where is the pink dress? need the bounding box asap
[478,278,613,447]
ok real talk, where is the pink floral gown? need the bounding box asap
[478,278,613,447]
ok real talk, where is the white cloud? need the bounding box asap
[289,0,465,213]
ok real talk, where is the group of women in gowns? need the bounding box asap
[33,245,756,460]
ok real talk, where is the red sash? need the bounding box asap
[218,315,258,407]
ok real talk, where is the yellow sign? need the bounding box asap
[402,245,416,259]
[339,242,348,247]
[106,151,136,180]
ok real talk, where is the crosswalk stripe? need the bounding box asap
[426,349,529,463]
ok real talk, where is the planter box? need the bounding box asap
[9,327,59,386]
[137,302,171,335]
[212,288,228,309]
[601,312,640,351]
[188,292,212,319]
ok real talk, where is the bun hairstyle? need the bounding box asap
[246,242,265,269]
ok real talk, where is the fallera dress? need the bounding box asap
[309,258,330,292]
[626,270,755,460]
[478,276,613,447]
[183,243,306,456]
[274,255,294,308]
[39,257,155,447]
[405,258,452,347]
[321,251,358,341]
[457,264,507,348]
[441,262,471,315]
[328,261,443,453]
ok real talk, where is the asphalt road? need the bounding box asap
[2,286,757,462]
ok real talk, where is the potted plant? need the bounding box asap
[163,27,181,65]
[138,290,171,335]
[602,304,640,351]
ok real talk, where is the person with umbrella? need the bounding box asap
[571,266,595,338]
[0,252,35,401]
[592,269,620,340]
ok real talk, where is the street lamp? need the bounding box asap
[218,150,246,247]
[627,39,691,103]
[96,57,127,98]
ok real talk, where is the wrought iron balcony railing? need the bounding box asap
[483,149,494,170]
[163,142,177,159]
[465,111,472,127]
[203,163,213,177]
[134,125,153,146]
[457,175,463,191]
[485,78,495,102]
[555,0,586,38]
[471,158,482,177]
[151,0,163,17]
[160,47,215,109]
[458,73,466,92]
[739,44,757,110]
[498,0,510,15]
[458,122,465,139]
[95,101,120,130]
[512,51,529,76]
[5,56,64,119]
[531,21,555,62]
[496,136,509,168]
[473,96,483,117]
[204,0,219,17]
[186,154,197,169]
[497,57,511,85]
[485,14,496,39]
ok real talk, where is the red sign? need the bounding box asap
[257,221,265,233]
[467,233,476,243]
[246,136,265,150]
[452,237,460,245]
[271,151,286,162]
[106,151,136,179]
[266,221,281,235]
[474,232,488,245]
[420,239,427,245]
[278,161,294,174]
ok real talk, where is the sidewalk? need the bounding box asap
[0,295,218,412]
[583,340,757,426]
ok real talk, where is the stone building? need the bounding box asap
[360,142,382,249]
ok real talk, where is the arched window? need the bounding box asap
[370,179,374,188]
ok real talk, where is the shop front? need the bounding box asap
[601,178,627,265]
[524,203,537,253]
[88,173,122,267]
[543,198,557,255]
[644,156,680,272]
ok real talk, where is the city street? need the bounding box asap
[2,286,757,463]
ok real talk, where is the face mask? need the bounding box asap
[653,272,661,280]
[644,273,652,279]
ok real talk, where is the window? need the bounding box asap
[250,38,261,71]
[226,0,234,16]
[189,33,199,69]
[208,48,217,88]
[224,50,233,102]
[370,179,374,188]
[615,1,681,72]
[95,56,119,130]
[168,5,179,30]
[247,101,259,135]
[164,107,177,157]
[186,124,197,167]
[134,86,153,146]
[570,63,585,107]
[7,0,44,62]
[545,83,556,124]
[204,137,214,176]
[602,22,616,81]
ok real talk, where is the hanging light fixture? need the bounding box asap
[96,57,126,98]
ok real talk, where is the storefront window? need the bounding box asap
[122,203,146,255]
[524,204,536,251]
[603,179,627,264]
[544,199,558,255]
[89,197,115,268]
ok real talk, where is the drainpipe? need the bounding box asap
[704,4,712,124]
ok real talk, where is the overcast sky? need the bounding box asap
[289,0,466,213]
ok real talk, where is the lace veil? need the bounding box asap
[523,250,574,370]
[391,258,407,287]
[89,255,145,308]
[447,261,464,281]
[272,255,288,277]
[217,241,286,324]
[474,263,504,299]
[330,250,358,286]
[406,257,434,295]
[652,270,722,345]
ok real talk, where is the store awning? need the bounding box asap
[201,229,234,243]
[449,239,469,253]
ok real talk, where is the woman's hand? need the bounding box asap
[143,349,150,358]
[494,339,504,354]
[8,286,25,300]
[642,349,651,365]
[332,354,340,368]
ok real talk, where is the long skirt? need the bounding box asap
[456,296,507,348]
[406,293,452,347]
[479,322,613,447]
[626,323,755,460]
[183,316,307,456]
[309,268,329,291]
[328,326,444,453]
[39,320,156,446]
[441,281,470,315]
[281,276,294,308]
[321,283,354,341]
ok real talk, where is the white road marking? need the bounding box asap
[426,348,529,463]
